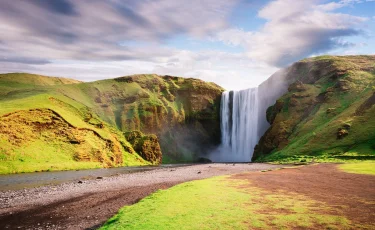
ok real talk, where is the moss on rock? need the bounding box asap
[125,131,162,164]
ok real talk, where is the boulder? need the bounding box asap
[337,128,349,139]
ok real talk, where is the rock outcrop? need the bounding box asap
[125,131,162,164]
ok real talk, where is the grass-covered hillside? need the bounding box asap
[0,73,149,174]
[0,73,222,173]
[53,74,224,162]
[253,55,375,163]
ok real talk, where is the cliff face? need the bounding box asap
[79,75,224,162]
[0,73,223,173]
[253,55,375,162]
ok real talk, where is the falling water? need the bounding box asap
[208,70,290,162]
[220,88,259,162]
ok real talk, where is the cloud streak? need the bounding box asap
[0,0,238,63]
[0,0,372,90]
[215,0,368,67]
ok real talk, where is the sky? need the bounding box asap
[0,0,374,90]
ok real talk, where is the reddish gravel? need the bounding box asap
[231,163,375,227]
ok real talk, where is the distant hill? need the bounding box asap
[0,73,81,86]
[254,55,375,163]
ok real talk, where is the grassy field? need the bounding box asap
[100,174,360,230]
[339,161,375,175]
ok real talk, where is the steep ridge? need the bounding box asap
[253,55,375,162]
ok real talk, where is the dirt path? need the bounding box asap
[1,182,181,230]
[231,163,375,227]
[0,163,281,229]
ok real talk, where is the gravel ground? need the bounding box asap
[0,163,282,229]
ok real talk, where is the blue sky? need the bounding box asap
[0,0,374,90]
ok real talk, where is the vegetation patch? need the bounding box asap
[0,106,146,174]
[339,162,375,175]
[101,175,353,230]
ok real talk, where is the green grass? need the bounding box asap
[0,74,150,174]
[0,72,80,86]
[101,176,352,230]
[0,140,102,174]
[339,162,375,175]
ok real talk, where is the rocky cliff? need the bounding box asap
[0,73,223,173]
[58,74,224,162]
[253,55,375,162]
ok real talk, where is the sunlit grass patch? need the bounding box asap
[339,161,375,175]
[101,176,352,230]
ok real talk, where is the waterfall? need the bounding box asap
[219,88,259,162]
[208,70,290,162]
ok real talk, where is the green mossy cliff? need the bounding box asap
[0,73,223,173]
[62,74,224,162]
[253,55,375,162]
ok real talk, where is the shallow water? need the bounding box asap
[0,164,192,191]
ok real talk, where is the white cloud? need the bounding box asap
[0,0,372,91]
[151,50,278,90]
[214,0,368,67]
[0,0,238,63]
